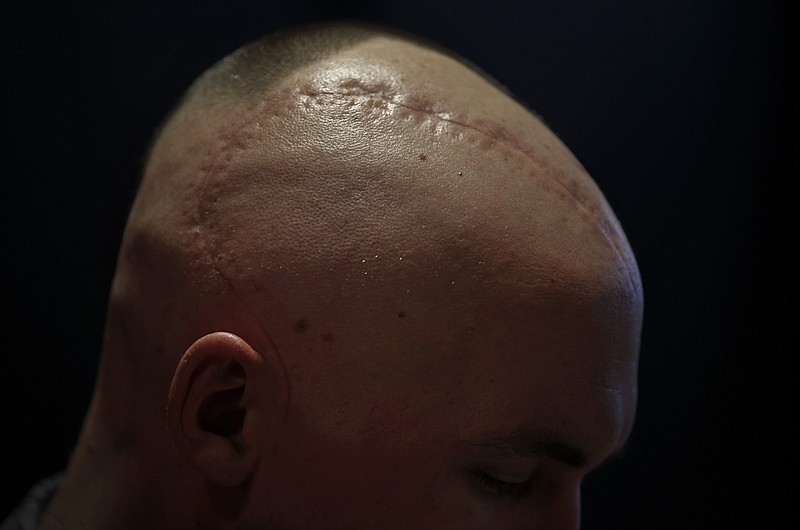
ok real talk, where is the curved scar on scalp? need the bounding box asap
[188,76,639,387]
[190,107,294,423]
[291,80,640,294]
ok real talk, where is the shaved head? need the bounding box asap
[45,21,642,530]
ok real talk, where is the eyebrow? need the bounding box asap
[467,429,590,469]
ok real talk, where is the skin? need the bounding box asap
[39,34,642,530]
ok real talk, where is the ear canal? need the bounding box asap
[199,385,246,438]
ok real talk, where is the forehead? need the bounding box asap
[451,283,639,457]
[280,266,640,474]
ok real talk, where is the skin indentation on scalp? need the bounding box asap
[294,79,593,206]
[186,73,637,302]
[289,84,634,280]
[192,112,263,275]
[180,107,295,412]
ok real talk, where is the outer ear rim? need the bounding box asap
[167,331,264,487]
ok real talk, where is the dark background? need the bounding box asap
[1,1,793,528]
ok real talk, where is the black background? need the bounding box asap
[1,1,793,528]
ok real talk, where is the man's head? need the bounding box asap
[89,21,642,529]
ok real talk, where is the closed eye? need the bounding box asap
[475,471,532,500]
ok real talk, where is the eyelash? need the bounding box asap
[476,471,532,500]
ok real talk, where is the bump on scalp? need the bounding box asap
[148,20,520,154]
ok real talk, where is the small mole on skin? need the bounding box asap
[458,171,464,176]
[398,311,406,318]
[293,318,309,333]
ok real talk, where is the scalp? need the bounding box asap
[174,34,641,298]
[107,24,642,430]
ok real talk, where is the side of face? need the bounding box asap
[158,36,642,529]
[240,278,638,530]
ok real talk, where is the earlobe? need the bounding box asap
[168,332,264,487]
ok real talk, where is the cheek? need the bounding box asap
[249,431,492,529]
[249,431,436,526]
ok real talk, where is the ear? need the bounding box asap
[167,332,272,487]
